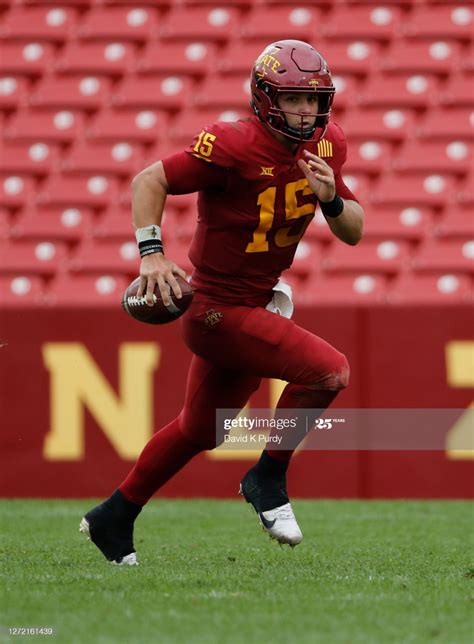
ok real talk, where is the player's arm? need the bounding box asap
[298,150,364,246]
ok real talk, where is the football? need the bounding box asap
[122,275,195,325]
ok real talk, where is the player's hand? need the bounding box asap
[297,150,336,203]
[137,252,188,307]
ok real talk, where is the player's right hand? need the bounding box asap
[137,252,187,307]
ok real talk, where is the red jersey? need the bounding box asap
[163,116,357,304]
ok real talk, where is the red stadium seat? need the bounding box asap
[55,42,136,76]
[239,6,321,41]
[0,142,60,176]
[461,42,474,73]
[297,273,388,304]
[218,41,271,75]
[330,75,358,110]
[438,74,474,107]
[0,7,77,42]
[454,172,473,207]
[87,109,165,143]
[4,109,85,143]
[322,6,403,41]
[0,42,55,77]
[193,75,251,109]
[112,76,192,110]
[403,6,473,41]
[168,108,245,143]
[0,275,45,306]
[344,140,392,175]
[341,108,416,142]
[370,173,455,207]
[0,76,29,110]
[0,175,35,208]
[47,273,128,306]
[68,239,140,275]
[290,239,321,278]
[393,141,472,175]
[388,273,473,304]
[36,174,118,208]
[362,205,433,241]
[136,42,217,77]
[435,210,474,239]
[379,40,462,74]
[339,173,371,203]
[10,206,95,242]
[322,239,411,275]
[303,210,333,244]
[0,207,10,239]
[29,75,112,110]
[318,41,381,76]
[62,141,143,177]
[412,239,474,274]
[77,7,160,42]
[93,205,133,241]
[0,239,68,276]
[160,7,241,42]
[358,74,438,108]
[417,108,474,140]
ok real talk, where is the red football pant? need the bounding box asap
[120,301,349,505]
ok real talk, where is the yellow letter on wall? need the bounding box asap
[42,343,159,460]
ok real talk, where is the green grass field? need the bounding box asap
[1,500,473,644]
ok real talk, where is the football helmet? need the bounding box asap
[250,40,335,143]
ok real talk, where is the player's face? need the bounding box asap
[277,92,318,131]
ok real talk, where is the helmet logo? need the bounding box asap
[309,79,319,86]
[256,52,281,74]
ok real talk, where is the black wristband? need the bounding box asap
[138,239,164,258]
[320,194,344,219]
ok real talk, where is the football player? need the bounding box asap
[80,40,364,565]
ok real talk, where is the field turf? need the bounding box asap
[1,499,473,644]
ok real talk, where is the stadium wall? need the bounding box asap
[0,304,472,499]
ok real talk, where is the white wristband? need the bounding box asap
[135,225,162,244]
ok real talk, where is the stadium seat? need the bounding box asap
[339,174,371,203]
[435,210,474,239]
[322,239,411,275]
[393,141,472,175]
[0,142,60,176]
[341,108,416,142]
[438,74,474,107]
[136,42,217,77]
[239,6,321,41]
[0,175,34,208]
[318,41,381,75]
[29,75,112,110]
[46,273,128,306]
[160,7,241,42]
[358,74,438,108]
[361,205,433,241]
[55,42,136,76]
[193,75,251,109]
[93,205,133,240]
[10,206,95,242]
[412,239,474,274]
[461,41,474,72]
[0,42,55,77]
[388,273,473,304]
[379,40,462,74]
[0,207,10,239]
[403,5,473,41]
[62,141,144,177]
[289,240,321,278]
[0,76,29,110]
[344,140,392,175]
[217,41,272,74]
[0,239,68,276]
[370,174,455,207]
[87,109,165,143]
[112,76,192,110]
[0,7,77,42]
[455,172,473,207]
[0,275,45,306]
[303,210,333,243]
[330,75,359,110]
[167,108,245,144]
[4,109,85,143]
[321,6,403,41]
[77,7,159,42]
[296,273,388,304]
[36,174,118,208]
[68,239,140,275]
[417,108,474,140]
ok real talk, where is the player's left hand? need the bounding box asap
[297,150,336,203]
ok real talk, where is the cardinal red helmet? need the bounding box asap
[250,40,335,143]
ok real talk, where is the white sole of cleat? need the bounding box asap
[79,517,139,566]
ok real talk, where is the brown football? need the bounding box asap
[122,275,195,325]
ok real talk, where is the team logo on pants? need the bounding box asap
[204,309,224,327]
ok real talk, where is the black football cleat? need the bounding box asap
[240,460,303,547]
[79,490,142,566]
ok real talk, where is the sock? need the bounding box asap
[105,489,143,520]
[119,417,203,506]
[255,449,289,477]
